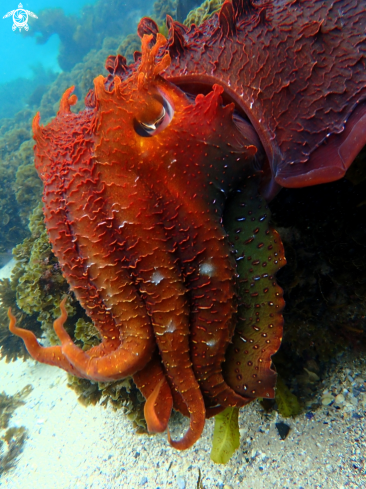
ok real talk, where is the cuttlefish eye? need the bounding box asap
[134,93,173,137]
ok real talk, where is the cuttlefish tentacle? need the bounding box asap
[167,207,248,408]
[8,299,83,377]
[32,103,156,382]
[139,85,264,409]
[133,351,173,433]
[93,98,207,447]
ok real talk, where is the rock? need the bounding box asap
[321,392,334,406]
[177,477,186,489]
[334,394,345,405]
[276,422,291,440]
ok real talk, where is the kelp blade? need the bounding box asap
[210,407,240,464]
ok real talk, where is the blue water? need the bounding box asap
[0,0,148,118]
[1,0,93,81]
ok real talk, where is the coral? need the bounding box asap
[183,0,224,26]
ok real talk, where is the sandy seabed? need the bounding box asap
[0,261,365,489]
[1,349,365,489]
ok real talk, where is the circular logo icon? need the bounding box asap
[3,3,38,32]
[12,7,28,31]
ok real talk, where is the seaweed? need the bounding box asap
[0,386,31,475]
[0,427,27,475]
[67,376,147,433]
[117,34,141,64]
[275,377,302,418]
[153,0,178,23]
[10,204,76,344]
[14,142,43,224]
[0,386,32,430]
[210,407,240,464]
[23,0,149,72]
[0,278,41,362]
[183,0,224,26]
[0,115,43,252]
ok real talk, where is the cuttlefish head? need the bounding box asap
[92,34,264,203]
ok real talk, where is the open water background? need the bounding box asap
[0,0,152,119]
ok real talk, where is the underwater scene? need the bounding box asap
[0,0,365,487]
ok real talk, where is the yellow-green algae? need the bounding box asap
[12,203,76,344]
[0,278,41,362]
[275,377,302,418]
[0,427,27,475]
[0,385,31,475]
[210,407,240,464]
[184,0,224,26]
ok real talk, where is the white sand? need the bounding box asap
[0,263,365,489]
[1,351,365,489]
[0,258,15,280]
